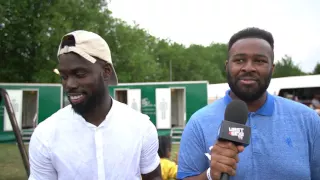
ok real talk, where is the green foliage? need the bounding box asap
[272,55,306,78]
[0,1,316,84]
[313,62,320,74]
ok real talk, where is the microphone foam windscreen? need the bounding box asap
[224,100,249,125]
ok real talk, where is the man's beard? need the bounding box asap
[70,79,106,116]
[227,70,272,102]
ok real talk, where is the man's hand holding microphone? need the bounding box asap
[184,100,250,180]
[207,100,250,180]
[209,141,245,180]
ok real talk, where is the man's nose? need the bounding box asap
[241,60,256,72]
[65,77,78,90]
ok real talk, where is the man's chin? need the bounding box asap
[238,93,258,102]
[239,87,258,94]
[235,89,265,102]
[71,103,87,115]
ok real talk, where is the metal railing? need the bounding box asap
[0,88,30,176]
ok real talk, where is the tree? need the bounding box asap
[179,44,225,83]
[32,0,114,83]
[1,1,309,84]
[0,0,52,82]
[0,0,167,83]
[312,62,320,74]
[153,40,186,81]
[272,55,305,78]
[105,21,162,82]
[0,0,110,83]
[206,43,228,82]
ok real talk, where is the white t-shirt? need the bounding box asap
[28,99,160,180]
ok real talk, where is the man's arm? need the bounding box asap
[28,127,57,180]
[141,165,162,180]
[140,119,162,180]
[311,112,320,180]
[177,116,209,180]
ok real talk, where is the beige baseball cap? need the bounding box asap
[57,30,118,85]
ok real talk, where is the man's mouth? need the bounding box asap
[240,79,256,85]
[239,76,257,81]
[68,93,85,104]
[238,77,257,85]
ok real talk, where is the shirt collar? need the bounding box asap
[223,89,274,116]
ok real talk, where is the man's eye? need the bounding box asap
[76,72,87,78]
[255,59,267,64]
[234,59,244,63]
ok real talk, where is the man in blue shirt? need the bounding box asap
[177,27,320,180]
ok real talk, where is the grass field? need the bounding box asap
[0,143,180,180]
[0,144,28,180]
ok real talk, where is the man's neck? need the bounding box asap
[229,91,267,112]
[83,96,112,127]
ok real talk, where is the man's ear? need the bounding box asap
[100,63,112,82]
[271,63,275,75]
[225,60,228,71]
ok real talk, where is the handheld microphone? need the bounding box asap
[218,100,251,180]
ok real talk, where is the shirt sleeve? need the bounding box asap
[28,127,57,180]
[311,112,320,180]
[177,116,209,179]
[140,119,160,174]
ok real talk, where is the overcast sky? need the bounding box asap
[109,0,320,73]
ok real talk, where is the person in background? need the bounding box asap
[311,93,320,108]
[311,93,320,115]
[158,136,178,180]
[28,30,161,180]
[177,27,320,180]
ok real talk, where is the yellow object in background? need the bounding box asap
[160,158,178,180]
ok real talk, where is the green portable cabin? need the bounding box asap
[109,81,209,140]
[0,83,63,143]
[0,81,209,143]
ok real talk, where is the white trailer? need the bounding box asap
[208,75,320,104]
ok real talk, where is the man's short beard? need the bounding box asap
[227,70,272,102]
[71,77,106,115]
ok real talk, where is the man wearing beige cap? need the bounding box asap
[28,30,162,180]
